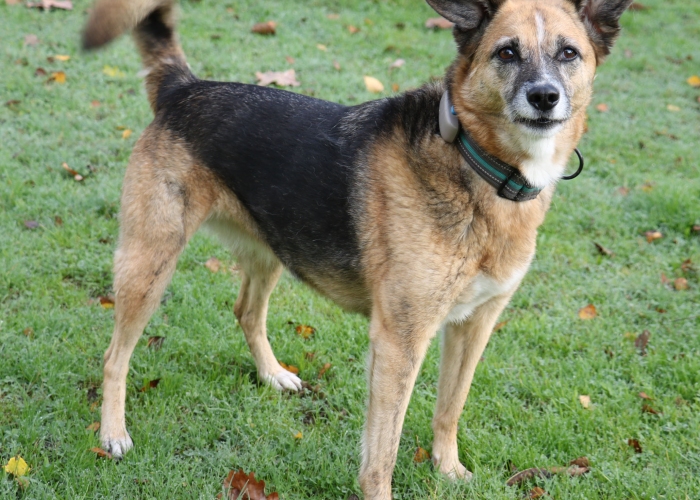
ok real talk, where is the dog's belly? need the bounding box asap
[444,266,528,325]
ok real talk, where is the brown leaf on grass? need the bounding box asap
[628,2,649,10]
[579,395,591,409]
[413,447,431,463]
[140,378,161,392]
[364,75,384,93]
[98,295,115,308]
[90,447,112,459]
[617,186,629,196]
[147,336,165,350]
[23,327,34,338]
[222,469,279,500]
[304,351,316,361]
[506,465,589,486]
[285,55,295,64]
[593,242,614,257]
[569,457,589,468]
[693,225,700,233]
[635,330,650,356]
[425,17,454,29]
[295,324,315,339]
[347,25,360,34]
[279,362,299,375]
[644,230,663,243]
[628,438,643,453]
[578,304,597,320]
[674,277,689,291]
[642,403,661,415]
[686,76,700,88]
[251,21,277,35]
[122,129,132,139]
[317,362,332,379]
[24,220,39,229]
[27,0,72,9]
[24,34,39,46]
[35,67,47,77]
[661,273,669,285]
[389,58,405,69]
[595,103,609,112]
[333,60,341,71]
[681,259,694,273]
[54,215,63,226]
[255,69,300,87]
[86,421,100,432]
[205,257,222,273]
[5,99,21,108]
[528,487,548,499]
[638,392,652,400]
[493,320,509,332]
[326,13,340,20]
[391,83,399,92]
[61,162,83,181]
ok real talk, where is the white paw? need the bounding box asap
[264,369,302,391]
[101,431,133,458]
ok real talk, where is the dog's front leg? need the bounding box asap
[431,294,512,479]
[360,312,435,499]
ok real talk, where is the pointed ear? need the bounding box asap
[571,0,635,61]
[425,0,503,30]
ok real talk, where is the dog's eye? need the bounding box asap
[560,48,578,61]
[498,47,516,61]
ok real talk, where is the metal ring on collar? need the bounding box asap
[561,148,584,181]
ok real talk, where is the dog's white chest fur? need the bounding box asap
[444,266,528,325]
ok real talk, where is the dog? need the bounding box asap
[82,0,632,497]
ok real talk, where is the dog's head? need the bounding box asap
[428,0,632,173]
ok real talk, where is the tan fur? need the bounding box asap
[89,0,616,497]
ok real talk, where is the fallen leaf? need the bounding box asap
[49,71,66,84]
[5,99,20,108]
[628,438,642,453]
[594,242,614,257]
[304,351,316,361]
[54,215,63,226]
[661,273,669,285]
[24,220,39,229]
[205,257,222,273]
[326,13,340,20]
[23,327,34,338]
[24,34,39,46]
[413,447,430,463]
[391,83,399,92]
[364,75,384,93]
[222,469,279,500]
[425,17,454,29]
[686,75,700,87]
[251,21,277,35]
[295,324,315,339]
[635,330,650,356]
[617,186,629,196]
[644,230,663,243]
[667,104,680,112]
[98,295,114,308]
[35,67,47,77]
[389,58,405,69]
[317,362,332,379]
[569,457,589,468]
[693,225,700,233]
[102,65,125,78]
[578,304,597,320]
[61,162,84,181]
[86,421,100,432]
[596,103,609,112]
[90,100,101,107]
[624,48,633,58]
[347,25,360,34]
[4,456,30,476]
[140,378,161,392]
[493,320,509,332]
[333,60,341,71]
[506,465,589,486]
[54,54,70,61]
[642,403,661,415]
[579,395,591,409]
[681,258,694,272]
[147,336,165,350]
[255,69,300,87]
[122,129,132,139]
[638,392,652,400]
[674,277,689,290]
[90,447,112,459]
[628,2,648,10]
[27,0,73,9]
[528,487,547,499]
[316,44,327,51]
[279,362,299,375]
[285,55,295,64]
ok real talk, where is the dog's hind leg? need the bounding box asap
[100,134,217,457]
[430,294,512,479]
[233,256,302,391]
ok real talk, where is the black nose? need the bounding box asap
[527,84,560,111]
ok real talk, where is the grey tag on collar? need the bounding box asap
[439,91,460,143]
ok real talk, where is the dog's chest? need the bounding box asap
[443,266,528,325]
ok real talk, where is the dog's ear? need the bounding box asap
[569,0,634,61]
[425,0,503,30]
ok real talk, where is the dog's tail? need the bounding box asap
[82,0,193,112]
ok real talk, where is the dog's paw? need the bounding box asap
[101,431,133,458]
[264,368,303,391]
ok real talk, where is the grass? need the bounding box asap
[1,0,699,498]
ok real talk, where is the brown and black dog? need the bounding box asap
[82,0,632,497]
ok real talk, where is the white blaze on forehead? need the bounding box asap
[535,11,546,47]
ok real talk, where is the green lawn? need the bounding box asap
[1,0,699,498]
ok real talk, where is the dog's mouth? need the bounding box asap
[515,116,565,130]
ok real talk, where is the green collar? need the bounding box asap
[456,129,542,202]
